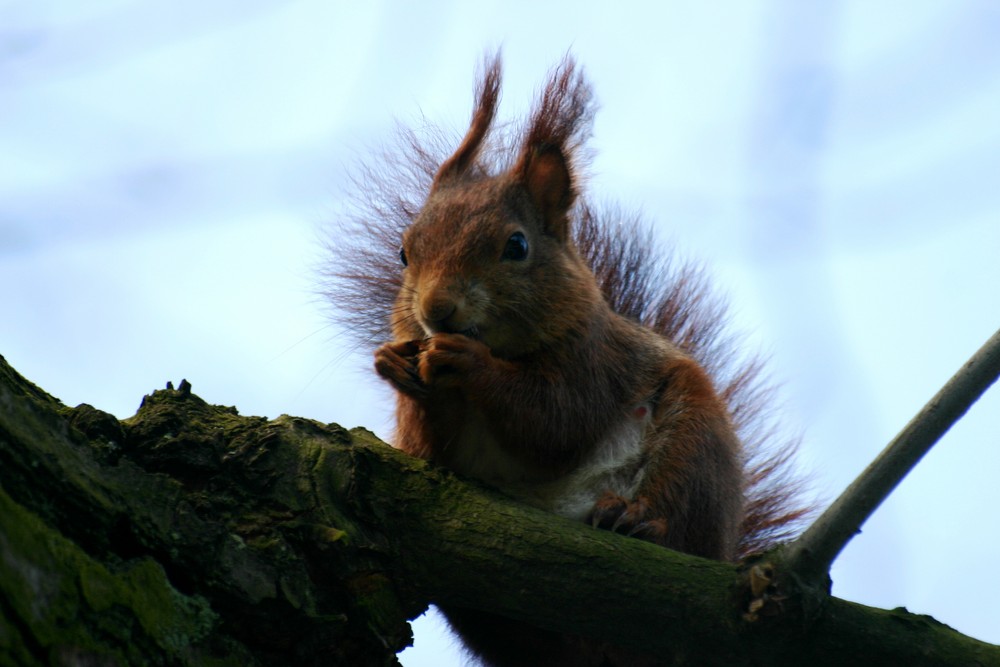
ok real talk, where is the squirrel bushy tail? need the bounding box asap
[322,53,810,559]
[573,204,811,556]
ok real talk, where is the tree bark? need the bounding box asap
[0,354,997,666]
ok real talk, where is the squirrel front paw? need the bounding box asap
[417,333,493,389]
[587,491,669,545]
[374,340,426,397]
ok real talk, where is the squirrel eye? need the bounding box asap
[398,246,408,267]
[501,231,529,261]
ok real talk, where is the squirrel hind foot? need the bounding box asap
[587,491,669,545]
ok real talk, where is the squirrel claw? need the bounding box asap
[418,333,492,387]
[374,341,427,397]
[626,519,668,542]
[588,491,627,529]
[588,492,668,545]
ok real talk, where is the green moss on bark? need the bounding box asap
[2,352,998,666]
[0,485,223,666]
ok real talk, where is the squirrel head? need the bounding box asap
[391,55,603,358]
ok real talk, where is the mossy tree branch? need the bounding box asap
[0,354,997,666]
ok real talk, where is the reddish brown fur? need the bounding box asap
[322,53,810,666]
[432,58,501,189]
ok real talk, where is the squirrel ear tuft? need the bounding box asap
[513,56,592,240]
[431,54,502,191]
[521,145,574,240]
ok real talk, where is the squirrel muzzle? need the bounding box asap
[418,281,482,339]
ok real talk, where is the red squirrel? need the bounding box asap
[327,54,807,666]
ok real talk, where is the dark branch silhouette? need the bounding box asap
[1,353,997,666]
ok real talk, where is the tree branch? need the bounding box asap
[1,353,997,665]
[783,327,1000,587]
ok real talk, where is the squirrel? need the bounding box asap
[325,54,808,667]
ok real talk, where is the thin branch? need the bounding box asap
[784,327,1000,585]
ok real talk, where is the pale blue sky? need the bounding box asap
[2,1,999,662]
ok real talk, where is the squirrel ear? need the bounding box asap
[521,145,574,240]
[431,55,502,191]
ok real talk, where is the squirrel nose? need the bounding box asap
[420,291,459,329]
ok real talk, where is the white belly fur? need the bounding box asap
[447,404,652,521]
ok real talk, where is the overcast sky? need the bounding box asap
[2,1,999,663]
